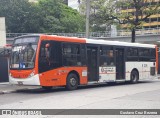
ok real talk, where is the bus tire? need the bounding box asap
[130,70,139,84]
[42,86,53,90]
[66,73,78,90]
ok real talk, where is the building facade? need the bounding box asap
[0,17,6,47]
[121,0,160,30]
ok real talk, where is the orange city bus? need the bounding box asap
[9,34,158,90]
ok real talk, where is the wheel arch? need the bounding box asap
[131,68,139,79]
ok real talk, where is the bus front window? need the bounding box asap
[11,43,37,69]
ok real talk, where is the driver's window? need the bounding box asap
[39,41,51,73]
[39,41,50,61]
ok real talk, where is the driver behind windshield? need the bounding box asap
[22,43,35,68]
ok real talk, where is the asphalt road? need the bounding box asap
[0,79,160,118]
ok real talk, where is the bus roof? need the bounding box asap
[14,34,156,48]
[86,38,156,48]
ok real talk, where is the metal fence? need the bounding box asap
[6,28,160,38]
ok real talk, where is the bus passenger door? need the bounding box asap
[87,46,99,81]
[115,48,125,80]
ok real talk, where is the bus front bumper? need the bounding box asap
[9,74,40,86]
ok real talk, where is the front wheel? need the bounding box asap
[66,73,78,90]
[130,70,139,84]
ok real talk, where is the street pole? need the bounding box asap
[86,0,90,39]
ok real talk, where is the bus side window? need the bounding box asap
[100,46,114,66]
[108,50,114,66]
[150,49,156,61]
[127,48,138,61]
[62,43,81,66]
[81,44,87,66]
[49,41,62,69]
[139,48,150,61]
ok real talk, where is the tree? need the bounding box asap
[37,0,64,32]
[60,4,85,33]
[79,0,112,32]
[0,0,85,33]
[94,0,160,42]
[0,0,41,33]
[38,0,85,33]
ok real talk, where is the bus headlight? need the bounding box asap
[9,73,12,77]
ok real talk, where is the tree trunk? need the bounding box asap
[131,28,135,43]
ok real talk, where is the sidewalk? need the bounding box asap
[0,82,40,94]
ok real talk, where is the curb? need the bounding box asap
[0,82,9,85]
[0,90,16,95]
[0,88,29,95]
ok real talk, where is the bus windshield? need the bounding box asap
[10,37,39,69]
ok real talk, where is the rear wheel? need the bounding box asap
[66,73,78,90]
[130,70,139,84]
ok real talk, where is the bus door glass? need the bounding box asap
[115,48,125,80]
[87,46,98,81]
[99,46,116,82]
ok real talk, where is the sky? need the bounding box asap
[29,0,80,10]
[68,0,79,10]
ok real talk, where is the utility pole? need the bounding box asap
[86,0,90,38]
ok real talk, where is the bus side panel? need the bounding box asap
[39,67,87,87]
[125,62,156,81]
[125,62,141,81]
[99,66,116,82]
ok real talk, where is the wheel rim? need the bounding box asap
[70,77,77,86]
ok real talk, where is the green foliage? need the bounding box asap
[80,0,160,32]
[0,0,39,33]
[60,4,85,33]
[79,0,114,32]
[79,0,160,42]
[0,0,85,33]
[100,0,160,42]
[38,0,85,33]
[95,0,160,29]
